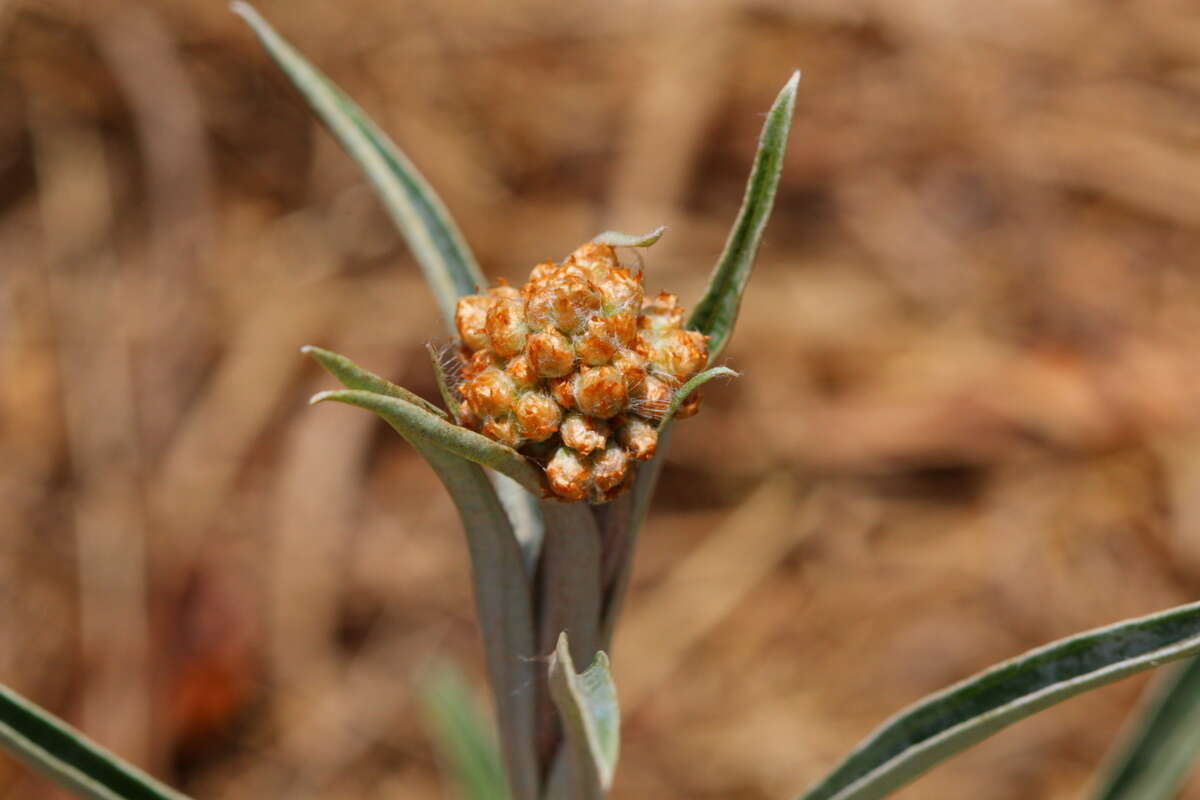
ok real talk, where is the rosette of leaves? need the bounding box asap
[10,7,1200,800]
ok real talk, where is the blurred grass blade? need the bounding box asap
[233,3,486,333]
[311,388,544,495]
[591,226,666,248]
[688,71,799,362]
[304,345,448,418]
[548,633,620,798]
[0,684,190,800]
[420,666,512,800]
[797,601,1200,800]
[1090,656,1200,800]
[660,366,738,426]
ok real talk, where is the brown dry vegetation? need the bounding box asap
[5,0,1200,798]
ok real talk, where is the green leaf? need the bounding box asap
[0,683,190,800]
[303,350,540,798]
[591,226,667,248]
[410,439,541,800]
[688,71,799,362]
[303,345,447,418]
[548,632,620,798]
[420,666,512,800]
[233,3,486,334]
[1090,655,1200,800]
[797,601,1200,800]
[659,366,738,427]
[310,389,544,496]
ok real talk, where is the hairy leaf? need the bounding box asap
[591,226,666,248]
[688,71,799,361]
[548,633,620,798]
[798,601,1200,800]
[310,389,544,495]
[233,3,486,333]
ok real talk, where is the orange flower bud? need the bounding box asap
[482,416,523,449]
[550,375,575,409]
[561,413,608,456]
[567,242,618,277]
[613,349,648,392]
[640,292,684,330]
[575,365,628,419]
[515,391,562,442]
[648,328,708,381]
[618,417,657,460]
[546,448,589,502]
[632,374,673,419]
[455,294,492,351]
[486,297,527,358]
[505,353,538,388]
[462,368,517,418]
[575,317,616,366]
[607,311,638,347]
[527,329,576,377]
[591,445,630,495]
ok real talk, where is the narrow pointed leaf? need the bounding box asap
[420,666,512,800]
[310,389,544,495]
[409,440,540,800]
[1091,656,1200,800]
[548,633,620,798]
[233,3,486,333]
[688,71,799,362]
[310,382,540,798]
[0,683,190,800]
[659,366,738,427]
[798,601,1200,800]
[591,226,666,248]
[303,345,447,418]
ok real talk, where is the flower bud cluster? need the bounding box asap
[455,242,708,501]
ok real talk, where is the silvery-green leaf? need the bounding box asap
[303,345,447,418]
[797,601,1200,800]
[591,226,667,249]
[310,389,544,495]
[233,3,485,334]
[1090,655,1200,800]
[688,71,799,362]
[547,632,620,798]
[420,666,512,800]
[410,440,540,800]
[0,683,190,800]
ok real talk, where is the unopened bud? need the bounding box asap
[455,294,492,351]
[618,417,658,460]
[591,445,630,496]
[575,317,616,366]
[561,413,608,456]
[516,391,562,442]
[462,368,517,418]
[527,329,575,377]
[486,297,527,358]
[546,448,589,502]
[575,365,628,419]
[482,416,524,449]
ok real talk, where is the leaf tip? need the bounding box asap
[308,390,336,406]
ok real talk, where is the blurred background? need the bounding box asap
[6,0,1200,797]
